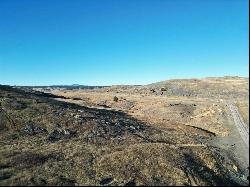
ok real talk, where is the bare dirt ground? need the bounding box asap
[1,76,249,186]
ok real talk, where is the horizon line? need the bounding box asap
[1,75,249,87]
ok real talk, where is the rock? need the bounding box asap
[74,114,81,119]
[64,129,77,138]
[100,177,113,185]
[48,128,77,142]
[23,125,34,134]
[233,164,238,172]
[150,89,156,93]
[124,181,136,186]
[63,129,71,135]
[55,124,62,128]
[160,87,167,91]
[48,129,61,142]
[129,126,136,130]
[23,124,47,135]
[87,133,94,140]
[240,175,248,181]
[113,96,118,102]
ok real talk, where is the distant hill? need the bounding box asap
[98,76,249,99]
[144,76,249,99]
[14,84,110,90]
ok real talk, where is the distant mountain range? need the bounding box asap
[50,84,106,88]
[14,84,110,90]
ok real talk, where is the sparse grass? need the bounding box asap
[236,101,249,126]
[0,83,248,186]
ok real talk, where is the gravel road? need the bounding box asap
[228,103,249,148]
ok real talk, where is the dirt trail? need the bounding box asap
[228,103,249,148]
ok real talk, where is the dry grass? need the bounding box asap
[236,101,249,126]
[49,90,230,136]
[1,79,248,186]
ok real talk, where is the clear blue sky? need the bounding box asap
[0,0,249,86]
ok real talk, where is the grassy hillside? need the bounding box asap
[0,85,246,186]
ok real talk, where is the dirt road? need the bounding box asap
[228,103,249,148]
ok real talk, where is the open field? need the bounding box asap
[1,77,249,186]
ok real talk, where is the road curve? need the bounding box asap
[228,103,249,148]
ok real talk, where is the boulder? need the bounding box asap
[48,129,61,142]
[113,96,119,102]
[160,87,167,91]
[48,128,77,142]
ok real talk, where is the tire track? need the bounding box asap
[228,103,249,148]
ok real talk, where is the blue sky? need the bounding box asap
[0,0,249,86]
